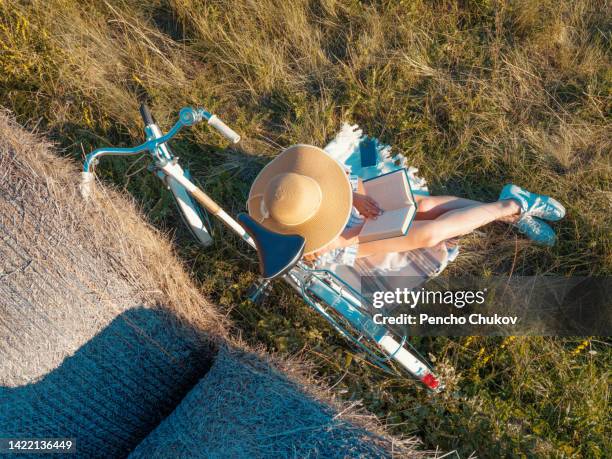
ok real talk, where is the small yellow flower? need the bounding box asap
[571,338,590,356]
[499,335,516,350]
[83,106,94,129]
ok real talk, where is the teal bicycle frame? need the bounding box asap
[82,106,442,391]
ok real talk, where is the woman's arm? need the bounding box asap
[304,225,361,261]
[304,182,381,261]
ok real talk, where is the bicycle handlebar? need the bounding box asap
[208,115,241,143]
[80,171,95,199]
[81,106,241,198]
[139,103,155,126]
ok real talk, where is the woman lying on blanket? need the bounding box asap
[247,145,565,264]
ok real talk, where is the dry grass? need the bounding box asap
[1,0,610,456]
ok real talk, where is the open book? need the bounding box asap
[358,169,417,243]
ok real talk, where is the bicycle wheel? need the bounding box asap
[287,267,443,391]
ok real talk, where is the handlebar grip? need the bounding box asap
[208,115,241,143]
[80,171,94,199]
[139,103,155,126]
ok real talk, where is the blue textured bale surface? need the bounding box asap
[130,346,390,459]
[0,308,214,458]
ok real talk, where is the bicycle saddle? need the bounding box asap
[237,213,305,280]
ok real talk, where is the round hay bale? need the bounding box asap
[0,111,222,456]
[130,346,392,458]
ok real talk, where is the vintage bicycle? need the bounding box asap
[81,104,443,391]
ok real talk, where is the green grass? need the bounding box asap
[1,0,610,456]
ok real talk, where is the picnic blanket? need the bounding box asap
[320,123,459,291]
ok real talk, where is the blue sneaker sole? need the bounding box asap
[542,196,566,221]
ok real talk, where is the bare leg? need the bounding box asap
[415,194,519,223]
[414,195,484,220]
[357,199,520,258]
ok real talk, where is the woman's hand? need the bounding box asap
[353,192,382,219]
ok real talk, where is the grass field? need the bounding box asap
[1,0,610,456]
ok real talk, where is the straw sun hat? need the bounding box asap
[247,145,353,255]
